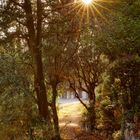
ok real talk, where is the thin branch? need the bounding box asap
[69,82,88,110]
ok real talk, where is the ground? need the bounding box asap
[58,99,104,140]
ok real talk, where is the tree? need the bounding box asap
[0,0,52,123]
[93,0,140,138]
[43,2,80,138]
[68,26,107,131]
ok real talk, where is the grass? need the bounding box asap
[58,102,84,119]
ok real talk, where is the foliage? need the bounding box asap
[0,0,140,139]
[112,130,121,140]
[0,43,37,139]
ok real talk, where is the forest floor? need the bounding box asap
[58,99,104,140]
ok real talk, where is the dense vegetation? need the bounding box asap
[0,0,140,140]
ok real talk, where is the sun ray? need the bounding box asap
[92,4,108,22]
[68,3,82,15]
[61,1,82,18]
[89,5,97,21]
[71,4,86,21]
[79,5,87,26]
[89,5,102,29]
[86,5,90,23]
[97,0,119,3]
[93,1,111,12]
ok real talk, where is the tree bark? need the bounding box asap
[24,0,50,121]
[88,91,96,131]
[52,83,61,140]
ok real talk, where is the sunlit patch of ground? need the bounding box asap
[59,101,83,118]
[58,100,104,140]
[58,100,83,139]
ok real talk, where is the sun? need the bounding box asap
[68,0,109,26]
[81,0,93,5]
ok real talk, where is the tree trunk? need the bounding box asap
[24,0,51,121]
[33,47,50,120]
[24,3,52,140]
[52,84,61,140]
[88,91,96,131]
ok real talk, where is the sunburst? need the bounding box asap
[81,0,93,5]
[58,0,112,29]
[77,0,113,24]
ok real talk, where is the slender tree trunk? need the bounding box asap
[24,0,50,121]
[33,47,50,120]
[88,91,96,131]
[52,84,61,140]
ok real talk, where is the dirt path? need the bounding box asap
[58,100,104,140]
